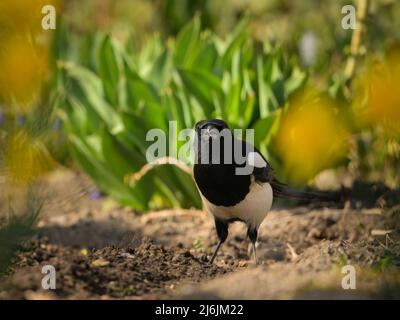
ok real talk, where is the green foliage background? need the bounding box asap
[54,0,400,209]
[55,16,308,209]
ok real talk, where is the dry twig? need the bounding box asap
[124,156,192,187]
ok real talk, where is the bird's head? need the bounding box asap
[195,119,229,140]
[194,119,232,165]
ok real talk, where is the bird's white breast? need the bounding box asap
[201,178,273,228]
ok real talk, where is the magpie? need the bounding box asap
[193,119,339,264]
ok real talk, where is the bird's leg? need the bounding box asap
[251,242,257,263]
[209,218,228,265]
[247,227,258,264]
[209,239,223,264]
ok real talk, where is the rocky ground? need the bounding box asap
[1,168,400,299]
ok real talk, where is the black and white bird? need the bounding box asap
[193,119,338,264]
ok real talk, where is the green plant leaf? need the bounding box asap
[177,68,222,116]
[62,64,123,134]
[147,48,173,90]
[221,15,250,68]
[69,134,146,208]
[253,110,282,147]
[174,16,201,68]
[98,35,120,106]
[257,56,279,117]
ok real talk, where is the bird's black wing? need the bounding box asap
[234,139,274,182]
[270,180,340,202]
[251,154,275,183]
[244,142,340,203]
[239,140,274,183]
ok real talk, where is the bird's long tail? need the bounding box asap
[271,181,340,202]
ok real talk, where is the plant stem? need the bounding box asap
[344,0,369,82]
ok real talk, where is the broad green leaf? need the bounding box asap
[285,67,307,97]
[226,80,241,126]
[69,135,146,208]
[257,56,279,117]
[176,90,194,129]
[62,64,123,134]
[137,35,163,77]
[253,110,282,147]
[80,32,103,72]
[177,68,222,115]
[101,128,151,203]
[119,111,150,154]
[174,16,201,68]
[221,15,250,68]
[147,48,173,90]
[193,36,218,70]
[241,92,255,128]
[98,35,120,106]
[162,91,185,133]
[257,56,269,117]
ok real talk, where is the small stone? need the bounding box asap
[238,260,249,267]
[91,258,110,267]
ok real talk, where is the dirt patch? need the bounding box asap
[1,169,400,299]
[171,238,400,299]
[2,237,231,299]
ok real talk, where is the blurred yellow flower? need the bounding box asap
[274,90,349,185]
[0,37,49,109]
[354,48,400,135]
[0,0,60,35]
[4,130,55,185]
[0,0,60,110]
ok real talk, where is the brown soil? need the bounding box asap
[1,168,400,299]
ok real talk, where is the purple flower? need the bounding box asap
[89,190,102,200]
[0,111,4,126]
[16,115,26,126]
[53,119,61,130]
